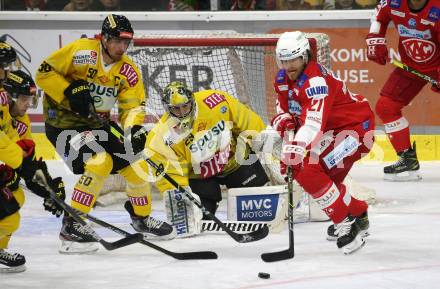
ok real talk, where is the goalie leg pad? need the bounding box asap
[164,187,203,238]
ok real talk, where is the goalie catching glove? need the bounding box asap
[164,187,203,238]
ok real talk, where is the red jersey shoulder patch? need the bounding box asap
[119,63,139,87]
[203,93,226,109]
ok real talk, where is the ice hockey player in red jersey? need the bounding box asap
[272,31,375,254]
[366,0,440,181]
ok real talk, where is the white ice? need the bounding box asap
[1,161,440,289]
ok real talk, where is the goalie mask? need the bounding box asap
[3,70,39,109]
[275,31,310,68]
[162,82,196,131]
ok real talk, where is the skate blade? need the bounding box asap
[384,170,422,182]
[59,240,99,254]
[341,235,365,255]
[0,264,26,273]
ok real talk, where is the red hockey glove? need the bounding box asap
[0,164,20,192]
[280,141,307,178]
[366,33,388,66]
[271,112,299,138]
[16,139,35,158]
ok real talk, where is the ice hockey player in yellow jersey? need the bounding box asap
[35,14,174,254]
[146,82,273,238]
[0,61,65,272]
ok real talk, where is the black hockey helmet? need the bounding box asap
[101,14,134,40]
[3,70,38,108]
[0,41,18,69]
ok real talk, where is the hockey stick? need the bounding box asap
[102,120,269,243]
[32,172,143,251]
[261,167,295,262]
[84,213,218,260]
[143,157,269,243]
[390,59,439,87]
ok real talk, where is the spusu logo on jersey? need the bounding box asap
[188,120,227,153]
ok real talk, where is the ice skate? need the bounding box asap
[59,215,99,254]
[327,211,370,241]
[335,215,365,254]
[384,142,421,182]
[0,249,26,273]
[124,201,175,240]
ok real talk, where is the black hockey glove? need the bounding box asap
[43,177,65,218]
[64,79,93,118]
[130,125,147,154]
[24,159,66,218]
[16,139,39,183]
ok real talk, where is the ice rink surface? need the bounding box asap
[1,161,440,289]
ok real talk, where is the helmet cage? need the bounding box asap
[162,82,196,129]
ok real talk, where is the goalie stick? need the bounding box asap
[261,167,295,262]
[390,59,439,87]
[32,171,143,251]
[144,157,269,243]
[102,120,269,243]
[84,213,218,260]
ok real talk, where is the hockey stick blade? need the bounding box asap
[32,172,143,251]
[261,248,294,262]
[84,213,218,260]
[233,225,269,243]
[99,233,144,251]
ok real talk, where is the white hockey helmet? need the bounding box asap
[275,31,310,67]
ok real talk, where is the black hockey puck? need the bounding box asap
[258,272,270,279]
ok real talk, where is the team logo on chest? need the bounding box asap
[402,38,436,62]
